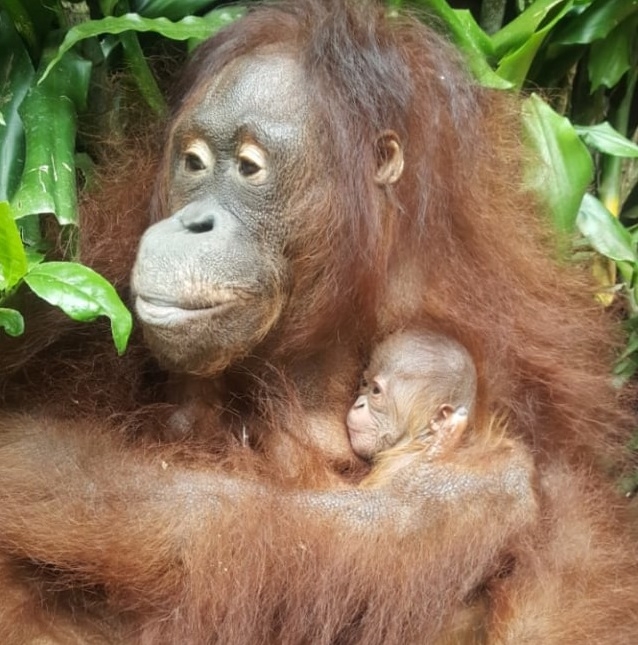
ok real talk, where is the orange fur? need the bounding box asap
[0,1,636,643]
[363,412,511,489]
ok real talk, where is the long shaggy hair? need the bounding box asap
[0,1,636,643]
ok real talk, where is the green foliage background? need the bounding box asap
[1,0,637,480]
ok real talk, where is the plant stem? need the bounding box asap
[120,31,167,117]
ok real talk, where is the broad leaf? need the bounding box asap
[24,262,133,354]
[491,0,571,57]
[454,9,494,55]
[25,248,44,270]
[0,12,35,202]
[41,10,246,81]
[556,0,638,45]
[588,14,638,90]
[413,1,512,88]
[522,94,593,233]
[575,123,638,158]
[0,307,24,337]
[495,0,573,88]
[415,0,493,54]
[576,193,637,263]
[0,201,28,291]
[11,50,91,224]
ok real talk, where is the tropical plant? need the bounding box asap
[0,0,242,350]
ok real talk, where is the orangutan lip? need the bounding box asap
[135,292,242,326]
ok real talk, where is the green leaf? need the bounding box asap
[25,248,44,270]
[41,10,246,82]
[588,13,638,90]
[132,0,217,21]
[419,0,494,53]
[0,0,39,56]
[0,307,24,337]
[11,49,91,225]
[15,214,42,248]
[23,262,133,354]
[100,0,121,16]
[0,201,28,291]
[576,193,637,263]
[522,94,593,233]
[618,329,638,362]
[120,30,166,115]
[412,1,512,88]
[555,0,638,45]
[0,11,35,202]
[575,122,638,158]
[466,56,514,89]
[491,0,572,57]
[2,0,56,51]
[454,9,494,55]
[494,0,573,88]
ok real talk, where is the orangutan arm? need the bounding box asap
[294,443,537,534]
[0,415,537,618]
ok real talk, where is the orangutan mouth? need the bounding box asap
[135,292,243,326]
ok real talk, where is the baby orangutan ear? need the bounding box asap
[425,405,469,459]
[374,130,404,185]
[435,404,456,422]
[429,404,455,432]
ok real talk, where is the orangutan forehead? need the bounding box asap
[371,331,472,377]
[183,53,310,136]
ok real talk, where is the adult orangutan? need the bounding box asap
[0,0,637,643]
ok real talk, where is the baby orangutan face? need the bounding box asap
[346,331,476,460]
[347,376,394,459]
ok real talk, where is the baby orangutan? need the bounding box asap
[347,330,477,484]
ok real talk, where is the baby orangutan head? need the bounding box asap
[347,331,476,460]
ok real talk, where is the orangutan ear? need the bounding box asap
[374,130,404,185]
[433,404,456,424]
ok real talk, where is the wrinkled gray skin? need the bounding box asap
[132,54,308,374]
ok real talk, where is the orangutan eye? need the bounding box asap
[185,153,206,172]
[183,140,213,173]
[237,143,267,180]
[371,382,382,396]
[239,157,261,176]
